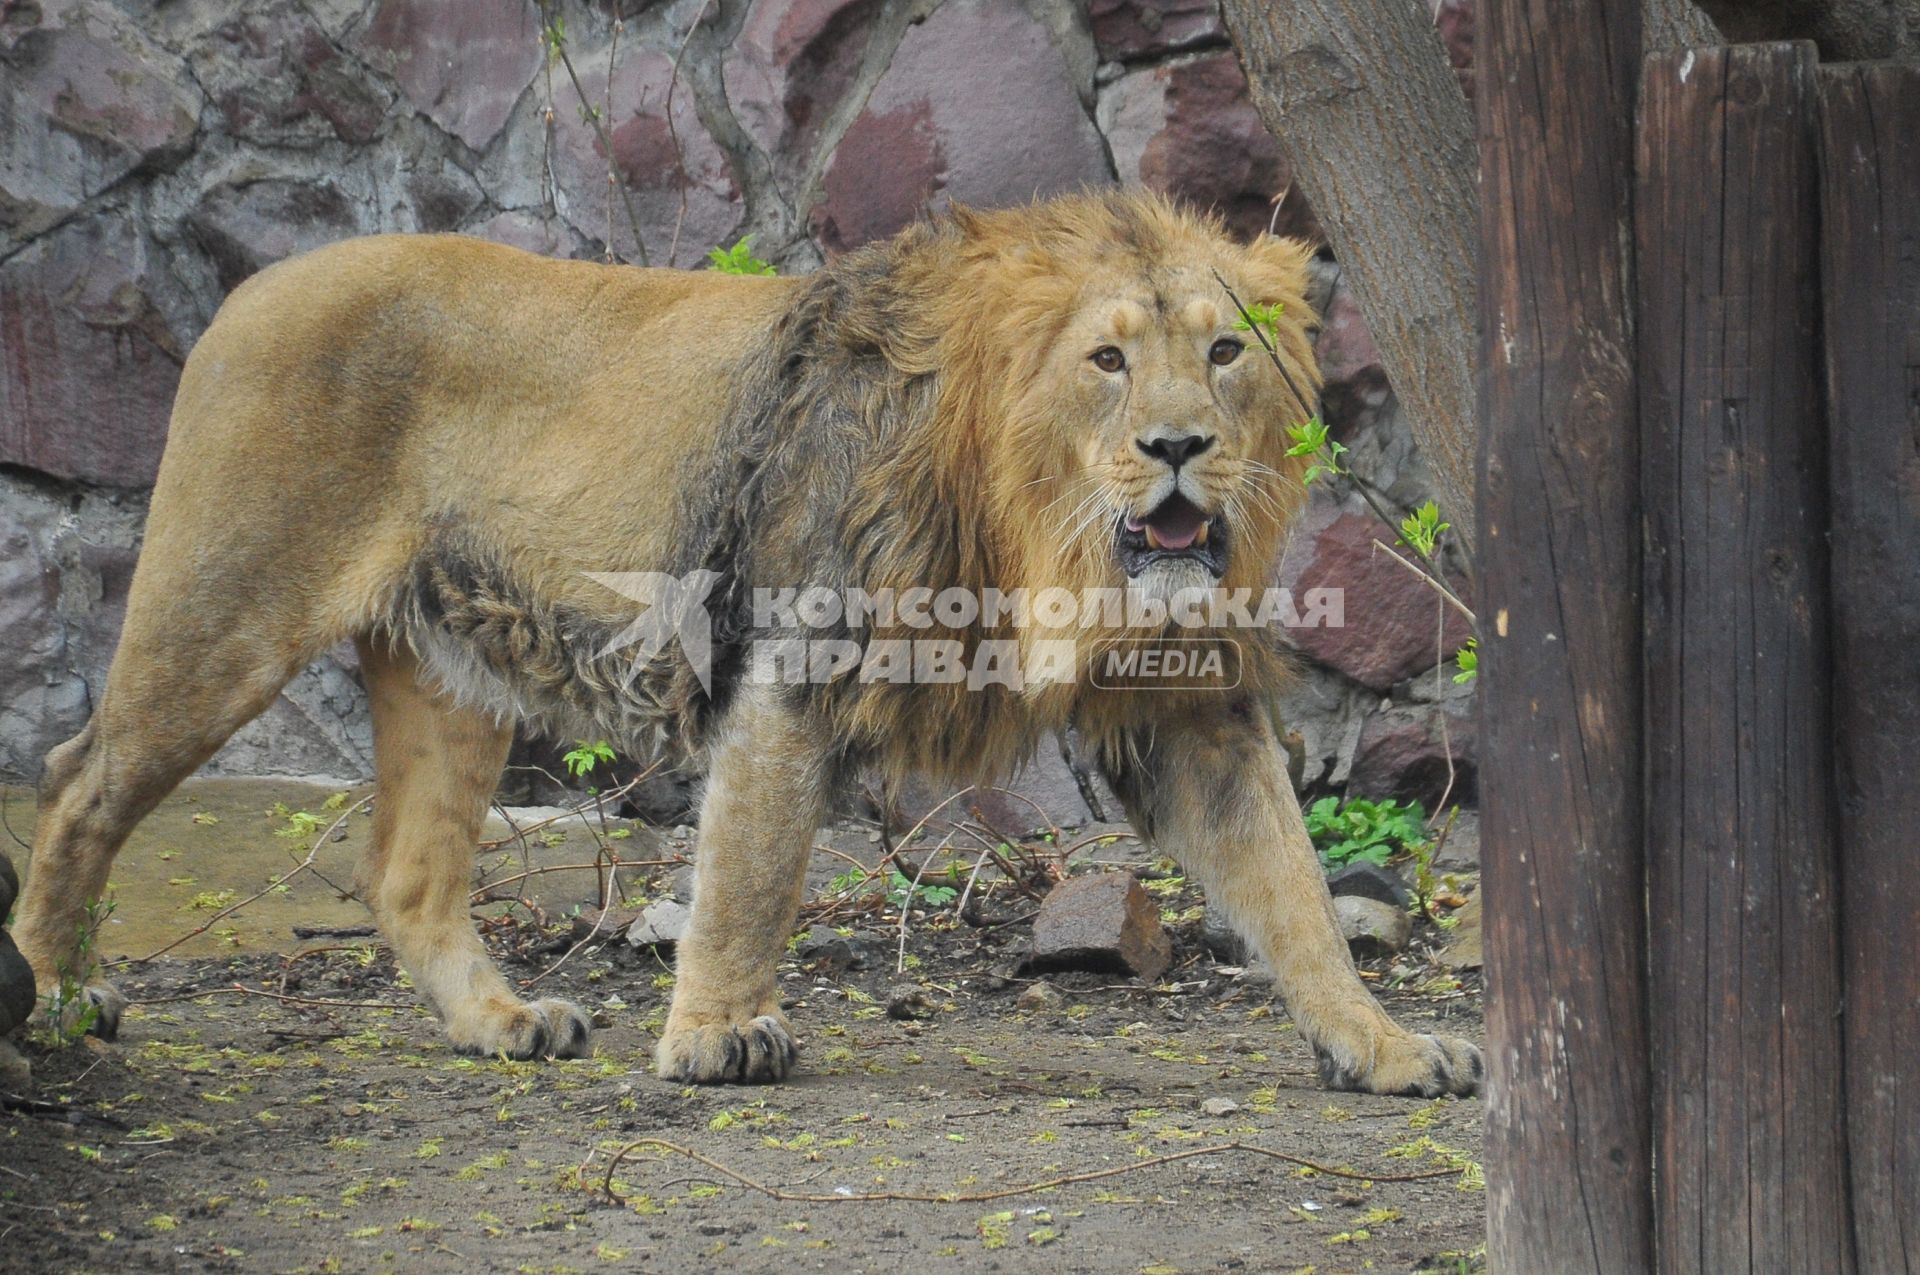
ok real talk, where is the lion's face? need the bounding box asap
[1060,266,1276,597]
[986,224,1316,606]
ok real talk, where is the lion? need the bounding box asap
[13,191,1482,1097]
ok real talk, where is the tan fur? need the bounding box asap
[13,192,1478,1094]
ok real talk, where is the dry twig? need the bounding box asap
[600,1137,1462,1205]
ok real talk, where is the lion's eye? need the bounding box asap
[1209,338,1244,367]
[1091,346,1127,373]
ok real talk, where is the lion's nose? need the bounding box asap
[1136,431,1215,470]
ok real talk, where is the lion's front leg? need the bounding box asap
[656,684,831,1085]
[1099,697,1483,1098]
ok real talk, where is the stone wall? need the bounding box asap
[0,0,1476,814]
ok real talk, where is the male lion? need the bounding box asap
[14,192,1481,1097]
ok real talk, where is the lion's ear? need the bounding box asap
[1240,235,1315,306]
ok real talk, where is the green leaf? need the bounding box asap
[1453,638,1479,684]
[706,236,777,276]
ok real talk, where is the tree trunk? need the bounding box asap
[1221,0,1726,558]
[1220,0,1480,549]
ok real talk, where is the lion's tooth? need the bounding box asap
[1194,522,1210,547]
[1144,525,1163,550]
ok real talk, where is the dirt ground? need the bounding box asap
[1,782,1486,1275]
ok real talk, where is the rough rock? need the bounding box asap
[1335,895,1412,958]
[570,903,645,945]
[547,43,739,268]
[1028,871,1172,982]
[0,218,186,486]
[794,927,878,972]
[352,0,542,149]
[1016,980,1063,1013]
[187,178,369,292]
[1348,690,1476,809]
[1271,661,1374,792]
[185,5,394,146]
[813,0,1109,253]
[1087,0,1225,61]
[1433,0,1476,99]
[624,899,692,949]
[873,731,1116,831]
[0,11,202,246]
[884,985,931,1020]
[1327,862,1414,911]
[1098,50,1315,243]
[0,1038,29,1092]
[724,0,884,192]
[1276,496,1475,692]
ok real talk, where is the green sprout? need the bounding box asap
[1453,638,1478,684]
[1398,500,1451,559]
[563,739,616,780]
[706,236,777,276]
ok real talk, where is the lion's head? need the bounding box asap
[908,192,1321,608]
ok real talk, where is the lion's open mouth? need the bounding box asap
[1116,491,1229,578]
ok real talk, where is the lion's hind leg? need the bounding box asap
[357,638,591,1060]
[13,617,305,1040]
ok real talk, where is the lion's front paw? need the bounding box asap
[449,998,593,1060]
[656,1013,797,1085]
[1317,1032,1483,1098]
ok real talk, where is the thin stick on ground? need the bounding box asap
[599,1137,1464,1206]
[109,797,373,968]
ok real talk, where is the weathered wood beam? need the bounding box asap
[1638,41,1853,1275]
[1817,58,1920,1275]
[1475,0,1654,1267]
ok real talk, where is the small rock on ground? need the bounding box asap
[1335,895,1412,958]
[884,986,931,1020]
[1326,862,1414,911]
[570,903,645,944]
[624,899,692,948]
[1027,871,1172,982]
[1016,981,1063,1013]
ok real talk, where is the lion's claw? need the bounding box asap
[1316,1032,1483,1098]
[450,998,593,1060]
[656,1014,797,1085]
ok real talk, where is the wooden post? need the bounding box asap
[1637,42,1854,1275]
[1475,0,1654,1270]
[1817,61,1920,1275]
